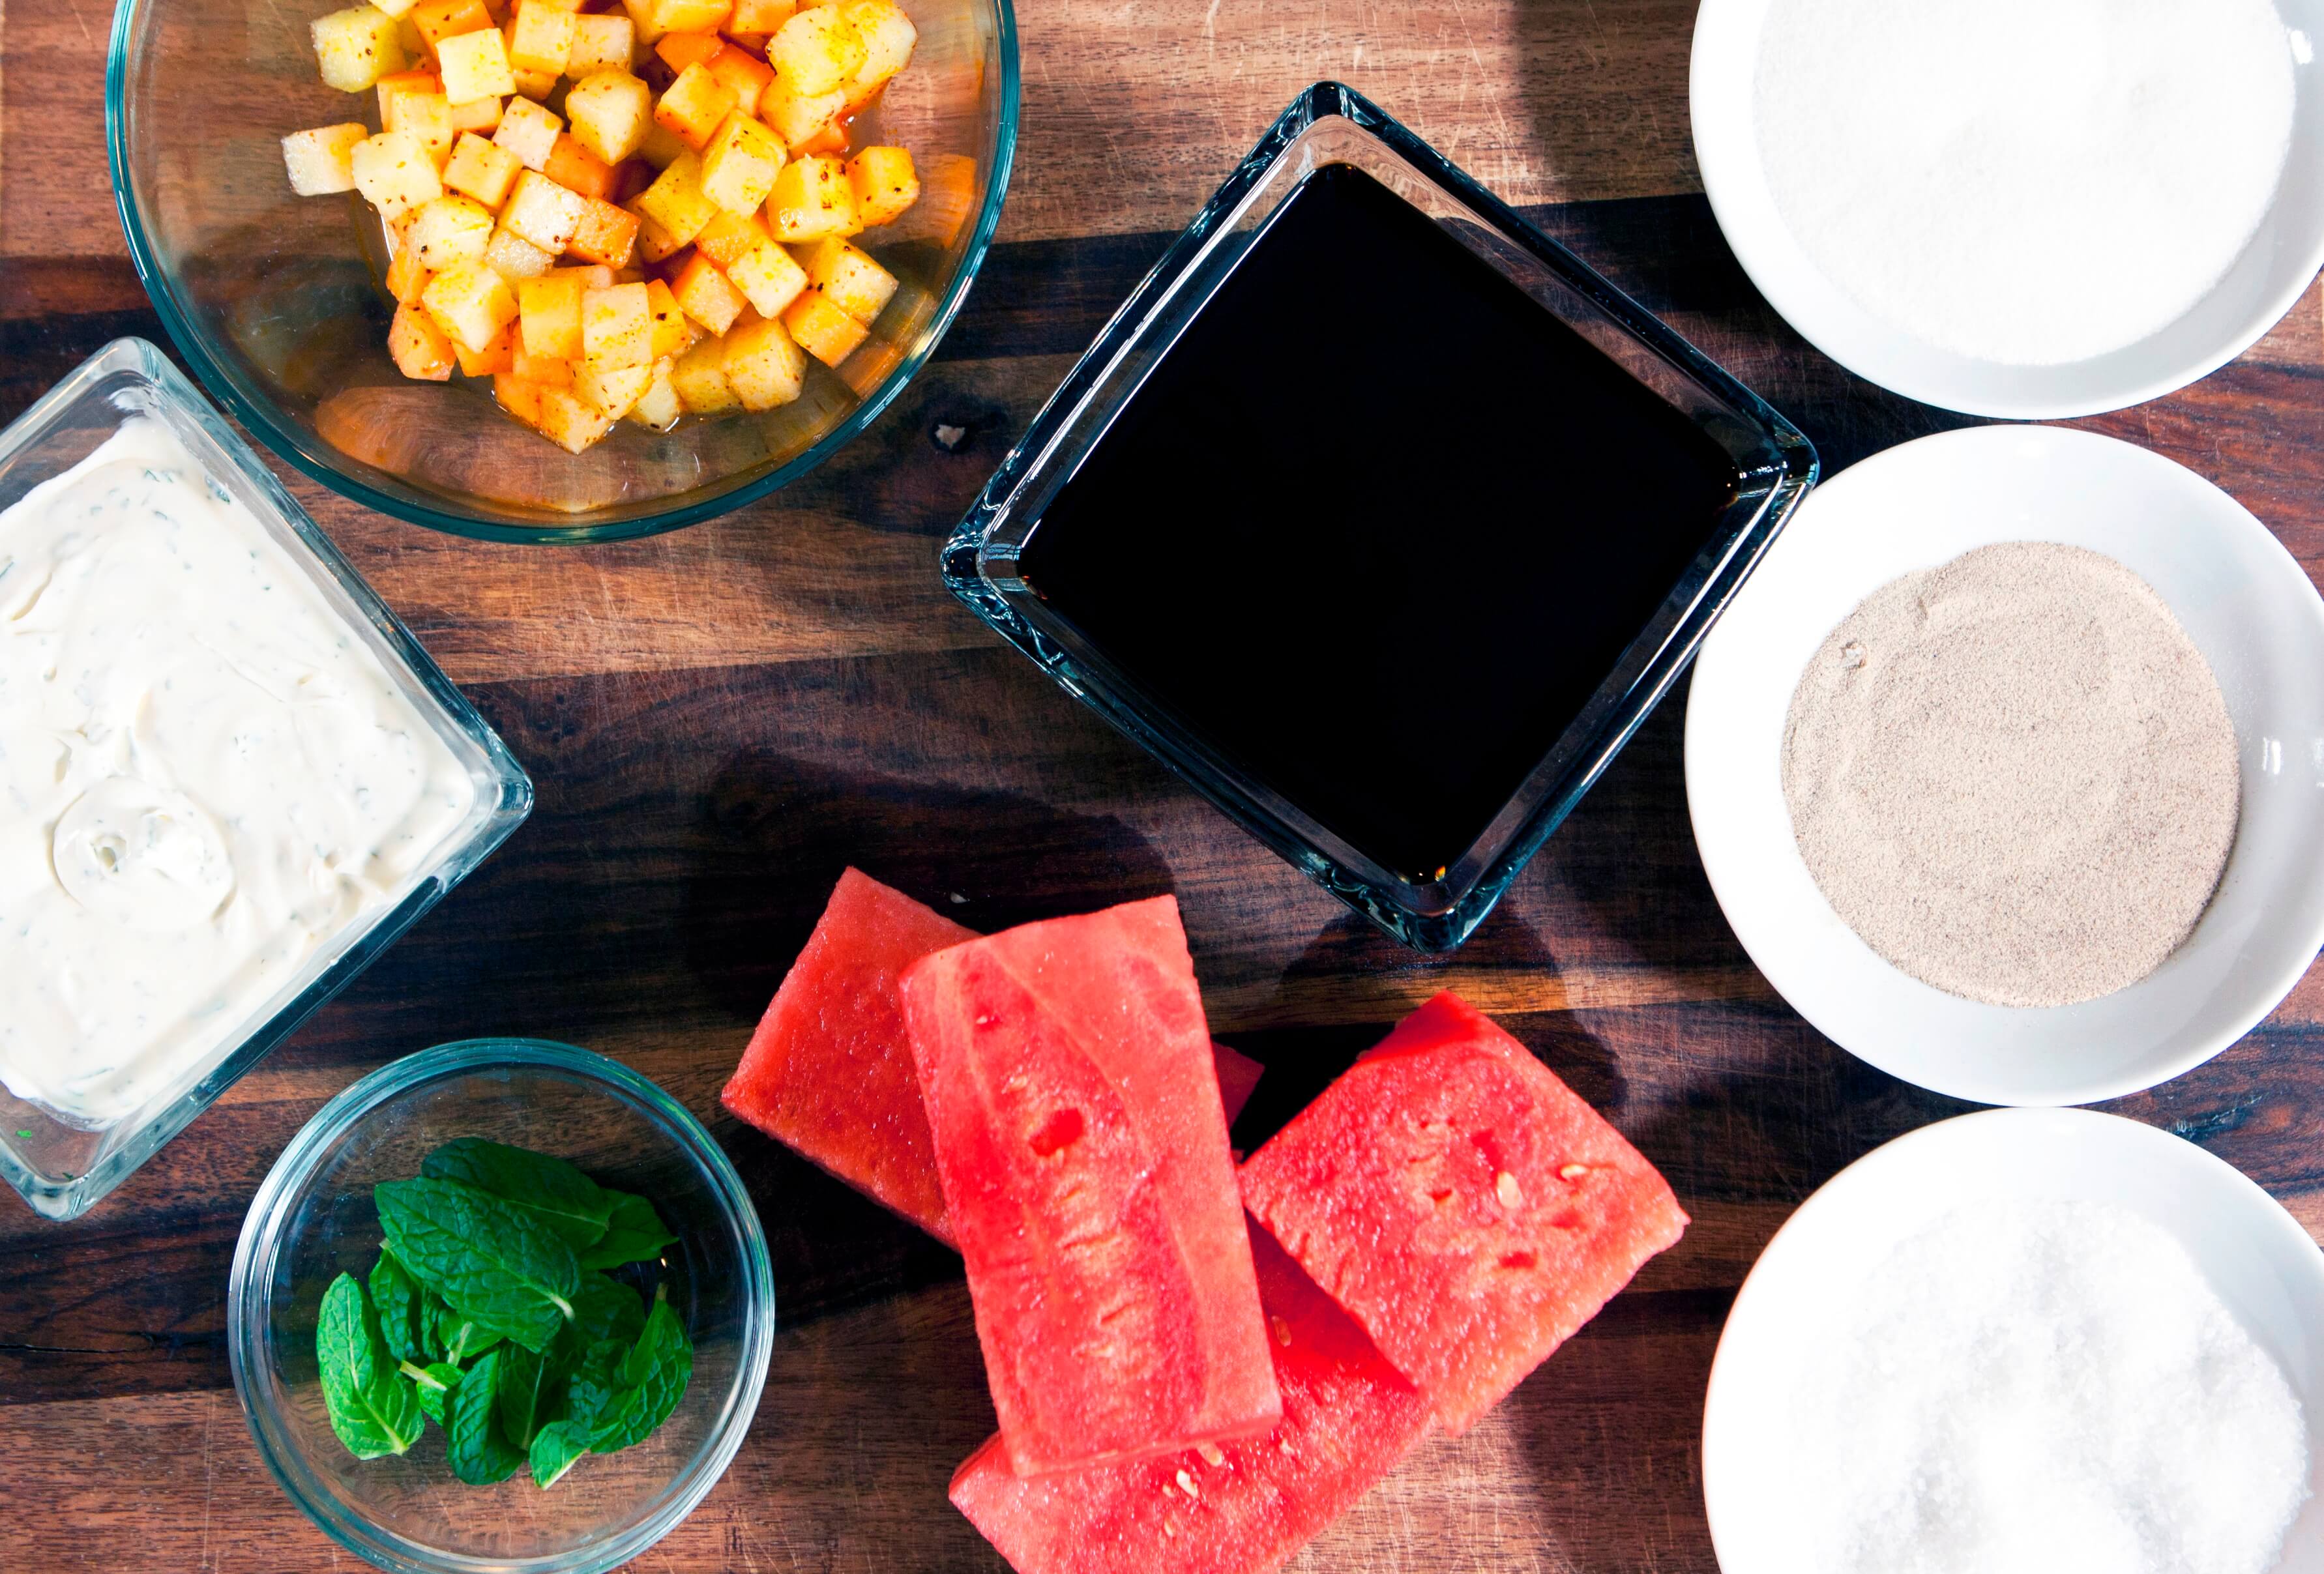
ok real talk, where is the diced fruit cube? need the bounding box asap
[537,386,616,453]
[645,278,698,358]
[351,130,445,222]
[669,252,748,334]
[653,29,726,71]
[728,239,808,317]
[388,302,457,380]
[493,96,563,171]
[565,70,655,164]
[420,258,520,353]
[699,112,784,214]
[722,312,808,409]
[654,62,738,151]
[448,93,504,134]
[708,46,774,112]
[369,0,420,14]
[760,74,846,152]
[375,66,439,119]
[769,5,866,96]
[435,26,516,102]
[847,146,917,226]
[382,87,455,168]
[795,237,895,323]
[510,347,574,386]
[634,153,720,246]
[769,154,859,241]
[282,124,370,196]
[545,134,616,199]
[840,0,916,101]
[670,335,742,412]
[781,289,868,366]
[728,0,799,36]
[574,358,654,420]
[411,0,493,50]
[638,121,692,169]
[493,373,547,430]
[510,65,560,100]
[582,281,655,368]
[568,14,637,75]
[454,319,518,377]
[405,194,496,269]
[519,272,587,360]
[557,262,620,293]
[443,132,522,207]
[646,0,734,31]
[694,209,772,269]
[385,232,432,306]
[484,224,557,279]
[501,169,589,252]
[505,2,574,72]
[630,204,684,263]
[312,6,407,93]
[627,360,684,430]
[569,199,643,267]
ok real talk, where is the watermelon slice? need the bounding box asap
[721,871,1265,1247]
[902,896,1282,1476]
[1239,991,1686,1434]
[720,867,974,1242]
[950,1224,1435,1574]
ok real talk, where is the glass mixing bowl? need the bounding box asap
[228,1040,775,1573]
[106,0,1018,543]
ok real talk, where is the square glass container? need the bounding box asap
[943,83,1819,952]
[0,340,533,1220]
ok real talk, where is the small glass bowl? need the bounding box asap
[106,0,1018,542]
[228,1040,776,1574]
[0,340,531,1221]
[943,83,1818,952]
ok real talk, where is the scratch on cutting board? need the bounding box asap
[1203,0,1224,45]
[197,1388,218,1572]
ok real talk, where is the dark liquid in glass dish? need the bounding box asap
[1017,163,1744,883]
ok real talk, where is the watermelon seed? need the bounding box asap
[1176,1469,1201,1499]
[1197,1442,1227,1467]
[1559,1163,1590,1181]
[1271,1315,1293,1347]
[1495,1171,1523,1208]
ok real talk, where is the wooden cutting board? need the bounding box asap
[4,1,2323,1569]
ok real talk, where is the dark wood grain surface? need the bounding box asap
[6,1,2324,1569]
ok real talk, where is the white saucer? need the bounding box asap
[1702,1108,2324,1574]
[1685,424,2324,1107]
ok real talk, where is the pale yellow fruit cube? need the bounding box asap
[493,96,563,171]
[728,239,808,318]
[383,87,456,168]
[282,124,370,196]
[449,94,505,134]
[389,303,456,380]
[512,65,561,100]
[724,312,808,409]
[507,4,575,73]
[845,146,917,227]
[626,360,685,430]
[768,154,858,242]
[769,6,866,96]
[519,273,587,360]
[695,209,774,269]
[351,130,445,222]
[795,237,896,323]
[631,203,685,264]
[649,0,735,31]
[574,360,654,420]
[653,63,737,151]
[639,122,692,170]
[670,335,743,412]
[645,278,699,359]
[760,72,846,153]
[699,112,785,215]
[565,71,654,166]
[567,14,638,76]
[370,0,420,16]
[437,27,517,104]
[618,0,668,42]
[537,387,617,454]
[838,0,915,108]
[669,254,748,335]
[780,289,867,366]
[582,282,655,370]
[312,6,407,92]
[634,154,720,247]
[444,133,523,209]
[501,169,589,253]
[484,224,558,280]
[407,194,497,269]
[728,0,799,38]
[421,259,520,355]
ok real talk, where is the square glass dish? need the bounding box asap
[943,83,1818,951]
[0,339,532,1220]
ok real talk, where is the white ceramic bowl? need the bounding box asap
[1690,0,2324,418]
[1686,424,2324,1107]
[1702,1108,2324,1574]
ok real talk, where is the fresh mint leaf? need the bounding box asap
[368,1251,426,1364]
[317,1274,424,1460]
[430,1295,505,1366]
[495,1343,559,1450]
[446,1352,525,1486]
[377,1178,580,1354]
[578,1191,676,1270]
[570,1301,692,1454]
[528,1420,591,1489]
[405,1360,460,1427]
[422,1139,615,1249]
[554,1272,648,1368]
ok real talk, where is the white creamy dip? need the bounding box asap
[0,418,476,1125]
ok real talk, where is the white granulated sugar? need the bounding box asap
[1754,0,2297,366]
[1782,543,2238,1008]
[1778,1199,2310,1574]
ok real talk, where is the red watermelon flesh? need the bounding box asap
[720,871,1265,1248]
[950,1225,1435,1574]
[903,896,1282,1476]
[720,867,973,1244]
[1240,990,1687,1435]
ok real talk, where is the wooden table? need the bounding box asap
[5,2,2324,1569]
